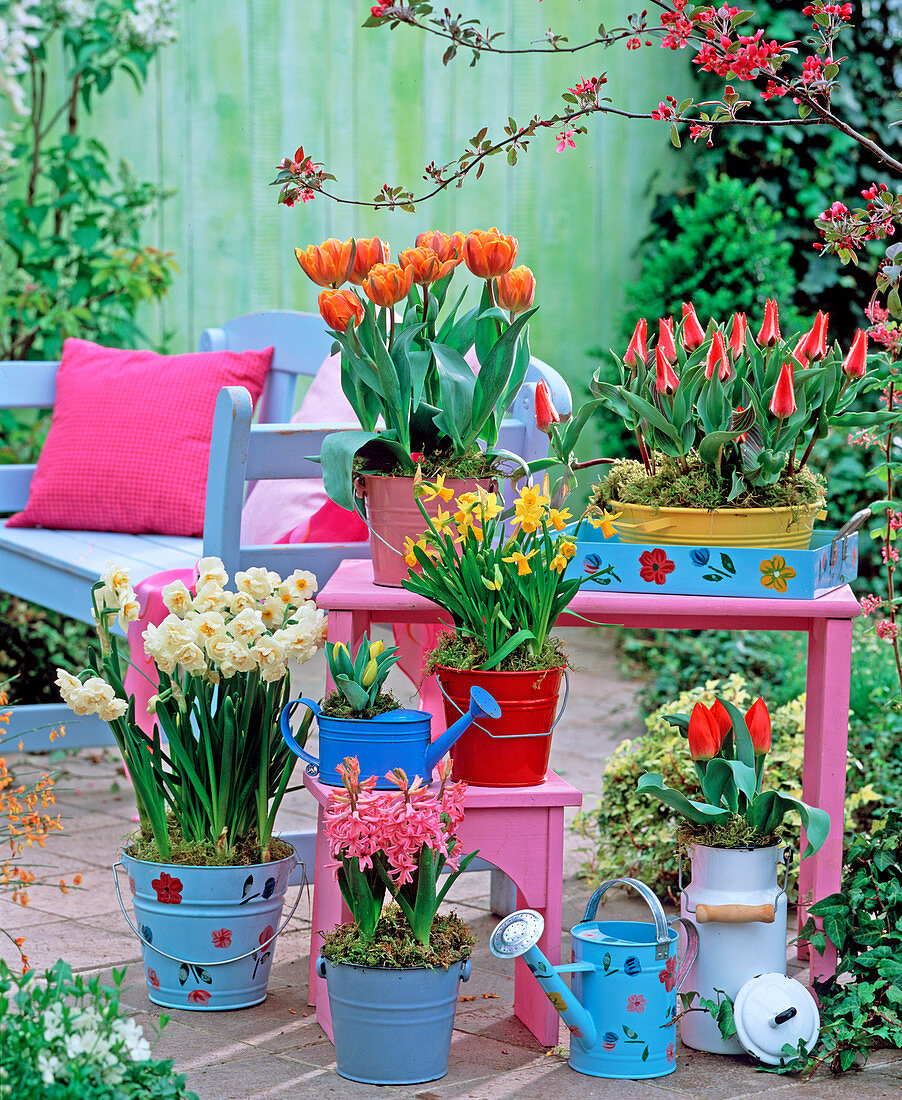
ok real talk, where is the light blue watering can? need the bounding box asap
[279,687,500,788]
[490,877,699,1079]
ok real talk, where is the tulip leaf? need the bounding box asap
[615,390,683,448]
[430,341,476,452]
[468,307,537,449]
[747,792,831,858]
[719,698,756,769]
[702,758,758,810]
[637,773,732,825]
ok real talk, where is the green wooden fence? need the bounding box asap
[80,0,691,397]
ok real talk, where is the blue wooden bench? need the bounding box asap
[0,310,571,750]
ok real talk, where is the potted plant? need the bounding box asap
[316,755,476,1085]
[638,694,830,1054]
[54,559,326,1010]
[402,477,618,786]
[590,302,884,548]
[292,229,538,585]
[279,633,499,787]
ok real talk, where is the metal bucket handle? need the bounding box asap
[280,697,322,776]
[668,916,700,995]
[436,669,569,740]
[582,877,671,961]
[112,859,306,966]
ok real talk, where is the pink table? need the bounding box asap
[304,769,582,1044]
[318,559,860,984]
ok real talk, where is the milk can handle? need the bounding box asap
[668,916,699,993]
[582,877,670,960]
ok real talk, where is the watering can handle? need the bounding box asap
[583,877,670,960]
[668,916,699,993]
[279,698,322,775]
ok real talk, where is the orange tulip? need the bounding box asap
[658,316,677,362]
[800,310,829,362]
[363,262,414,308]
[745,698,771,755]
[294,237,355,288]
[497,265,536,315]
[687,702,724,761]
[843,329,868,379]
[681,303,706,352]
[624,318,648,366]
[535,378,560,432]
[729,313,747,357]
[318,288,364,333]
[710,698,733,740]
[756,299,781,346]
[349,237,390,285]
[655,345,680,395]
[462,227,518,279]
[415,230,465,263]
[397,246,460,285]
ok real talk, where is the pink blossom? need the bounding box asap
[876,619,900,642]
[859,595,882,617]
[556,129,577,152]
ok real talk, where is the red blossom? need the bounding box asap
[187,989,211,1005]
[151,872,183,905]
[638,547,676,585]
[212,928,232,949]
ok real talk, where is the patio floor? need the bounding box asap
[3,627,900,1099]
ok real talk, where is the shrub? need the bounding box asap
[0,595,95,705]
[574,674,878,901]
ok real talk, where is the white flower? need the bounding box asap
[251,636,288,683]
[161,579,193,616]
[100,563,132,596]
[259,595,286,629]
[0,2,44,115]
[204,633,231,666]
[37,1051,62,1085]
[193,582,228,615]
[289,603,328,650]
[193,611,226,639]
[53,0,93,28]
[273,623,318,665]
[80,677,127,722]
[222,641,257,674]
[280,570,318,604]
[235,566,274,600]
[229,590,256,615]
[117,590,140,630]
[195,556,228,589]
[113,1015,152,1061]
[174,641,207,675]
[228,607,266,643]
[118,0,177,49]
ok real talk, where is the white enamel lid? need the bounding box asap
[733,973,820,1065]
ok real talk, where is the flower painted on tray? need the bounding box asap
[627,993,647,1014]
[211,928,232,949]
[262,877,276,899]
[151,872,183,905]
[639,548,675,585]
[666,1041,676,1064]
[187,989,211,1005]
[658,955,677,992]
[147,968,160,990]
[759,554,797,594]
[259,924,275,946]
[689,548,710,567]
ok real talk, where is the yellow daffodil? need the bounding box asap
[475,489,502,522]
[516,484,550,512]
[433,507,453,532]
[512,503,544,534]
[560,539,577,560]
[548,506,573,531]
[503,549,538,576]
[549,552,568,573]
[420,474,454,503]
[586,507,622,538]
[403,535,436,567]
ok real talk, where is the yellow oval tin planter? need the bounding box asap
[609,500,826,550]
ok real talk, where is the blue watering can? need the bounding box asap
[490,877,699,1079]
[279,687,500,788]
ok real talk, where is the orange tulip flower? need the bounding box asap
[397,246,460,286]
[681,303,706,352]
[497,265,536,315]
[745,698,771,755]
[318,288,364,333]
[462,228,518,279]
[349,237,390,285]
[415,230,465,263]
[363,262,414,308]
[294,237,355,288]
[687,702,724,761]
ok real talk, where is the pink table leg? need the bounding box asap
[307,801,349,1040]
[799,616,853,980]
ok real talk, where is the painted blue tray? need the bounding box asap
[564,529,858,600]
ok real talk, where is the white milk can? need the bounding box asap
[679,843,790,1054]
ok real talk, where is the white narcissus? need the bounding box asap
[235,566,273,601]
[280,569,318,604]
[228,607,266,643]
[173,641,207,676]
[195,556,229,589]
[161,579,192,616]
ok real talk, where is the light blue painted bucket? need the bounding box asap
[317,956,470,1084]
[116,848,302,1011]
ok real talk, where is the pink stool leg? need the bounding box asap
[800,616,853,982]
[307,802,348,1040]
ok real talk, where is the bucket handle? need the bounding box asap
[435,670,569,740]
[668,916,699,994]
[280,698,322,776]
[112,859,306,966]
[582,877,671,961]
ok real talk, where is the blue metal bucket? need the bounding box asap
[116,849,302,1010]
[317,955,470,1084]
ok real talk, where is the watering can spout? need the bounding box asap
[424,686,500,773]
[489,910,597,1049]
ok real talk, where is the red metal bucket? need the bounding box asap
[434,665,567,786]
[361,475,495,588]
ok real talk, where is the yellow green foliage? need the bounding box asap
[574,674,879,902]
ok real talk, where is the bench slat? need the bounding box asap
[0,361,58,407]
[0,465,36,511]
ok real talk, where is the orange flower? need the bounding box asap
[415,229,465,263]
[349,236,389,285]
[363,262,414,308]
[462,228,518,279]
[318,288,364,332]
[397,246,460,285]
[497,266,536,315]
[687,702,724,761]
[745,697,771,755]
[294,237,355,287]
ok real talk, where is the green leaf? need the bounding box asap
[320,429,385,511]
[469,308,537,448]
[637,773,731,825]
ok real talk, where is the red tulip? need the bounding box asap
[769,363,797,418]
[655,345,680,395]
[705,330,730,381]
[658,317,677,362]
[624,318,648,366]
[688,702,724,761]
[791,335,810,370]
[535,379,560,433]
[681,303,706,352]
[757,299,781,346]
[729,313,747,357]
[800,310,829,362]
[745,698,771,755]
[710,699,733,739]
[843,329,868,379]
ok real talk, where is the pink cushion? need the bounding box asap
[6,337,273,537]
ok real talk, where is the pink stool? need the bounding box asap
[304,770,582,1045]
